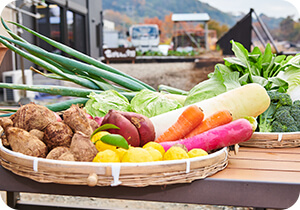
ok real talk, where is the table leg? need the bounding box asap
[7,191,20,209]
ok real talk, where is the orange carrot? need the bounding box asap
[155,105,204,143]
[184,110,232,138]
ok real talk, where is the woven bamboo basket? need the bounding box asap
[239,132,300,148]
[0,138,228,187]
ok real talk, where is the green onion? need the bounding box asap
[6,20,155,91]
[0,83,136,100]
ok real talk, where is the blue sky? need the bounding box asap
[199,0,300,20]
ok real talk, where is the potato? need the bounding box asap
[29,129,44,141]
[10,103,57,131]
[63,105,93,136]
[6,127,48,157]
[46,146,75,161]
[69,131,97,162]
[43,122,73,150]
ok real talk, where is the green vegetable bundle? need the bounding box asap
[0,18,154,106]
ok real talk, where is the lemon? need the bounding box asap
[142,141,165,156]
[121,147,153,163]
[95,140,117,152]
[91,131,109,143]
[188,149,208,158]
[116,147,128,160]
[93,150,120,163]
[163,146,189,161]
[92,131,117,152]
[144,147,162,161]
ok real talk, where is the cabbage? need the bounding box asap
[130,89,183,118]
[184,68,241,106]
[278,67,300,101]
[84,90,132,117]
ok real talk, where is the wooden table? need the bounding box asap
[0,146,299,209]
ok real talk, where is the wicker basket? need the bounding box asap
[239,132,300,148]
[0,138,228,187]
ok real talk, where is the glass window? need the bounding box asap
[37,2,87,55]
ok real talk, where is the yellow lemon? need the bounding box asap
[121,147,153,163]
[93,150,120,163]
[92,131,117,152]
[91,131,109,143]
[116,147,128,160]
[144,147,163,161]
[188,149,208,158]
[95,140,117,152]
[142,141,165,156]
[163,146,189,161]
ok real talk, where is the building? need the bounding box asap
[0,0,103,80]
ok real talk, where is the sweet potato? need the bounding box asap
[69,131,98,162]
[6,127,48,157]
[43,122,73,150]
[119,111,156,146]
[63,105,93,136]
[10,103,56,131]
[101,109,140,147]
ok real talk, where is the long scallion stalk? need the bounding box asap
[6,20,155,91]
[0,83,136,100]
[0,37,104,90]
[0,35,147,91]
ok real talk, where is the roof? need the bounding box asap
[171,13,210,22]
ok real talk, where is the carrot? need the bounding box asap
[159,118,254,152]
[184,110,233,138]
[155,105,204,143]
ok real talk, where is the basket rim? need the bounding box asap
[0,138,228,167]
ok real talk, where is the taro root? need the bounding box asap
[10,103,56,131]
[0,117,13,132]
[69,131,97,162]
[46,146,75,161]
[29,129,44,141]
[6,127,48,157]
[43,122,73,150]
[1,133,10,147]
[63,105,93,136]
[88,118,99,132]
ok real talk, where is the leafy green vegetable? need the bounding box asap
[84,90,132,118]
[130,89,183,118]
[222,40,289,92]
[184,68,240,106]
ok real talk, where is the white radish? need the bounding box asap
[150,83,270,138]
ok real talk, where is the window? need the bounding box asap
[37,2,87,54]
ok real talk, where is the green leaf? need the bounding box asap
[230,40,251,70]
[100,134,129,149]
[90,123,120,139]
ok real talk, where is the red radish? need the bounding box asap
[53,112,62,122]
[159,118,253,152]
[85,113,93,119]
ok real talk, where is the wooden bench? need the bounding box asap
[0,147,299,209]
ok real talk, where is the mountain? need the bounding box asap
[102,0,282,30]
[102,0,236,27]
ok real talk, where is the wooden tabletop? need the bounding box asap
[210,146,300,184]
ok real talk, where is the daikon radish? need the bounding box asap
[159,118,253,152]
[150,83,270,138]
